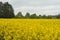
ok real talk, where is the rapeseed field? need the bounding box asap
[0,19,60,40]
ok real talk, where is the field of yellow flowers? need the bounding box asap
[0,19,60,40]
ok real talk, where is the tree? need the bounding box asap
[56,14,60,18]
[16,12,23,18]
[38,15,42,18]
[46,15,52,19]
[0,2,4,17]
[2,2,15,18]
[30,13,37,18]
[42,15,47,18]
[25,12,30,18]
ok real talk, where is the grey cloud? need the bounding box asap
[1,0,60,15]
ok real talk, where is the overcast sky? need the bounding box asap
[0,0,60,15]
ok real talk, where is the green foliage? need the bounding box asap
[30,13,37,18]
[0,2,15,18]
[25,12,30,18]
[16,12,60,19]
[56,14,60,19]
[16,12,23,18]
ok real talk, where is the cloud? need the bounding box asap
[14,5,60,15]
[0,0,11,2]
[1,0,60,15]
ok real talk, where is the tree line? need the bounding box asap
[16,12,60,19]
[0,2,60,19]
